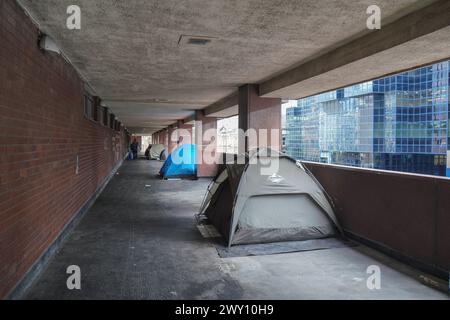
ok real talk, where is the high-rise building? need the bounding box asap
[285,61,450,177]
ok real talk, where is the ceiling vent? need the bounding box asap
[178,35,217,47]
[188,38,210,45]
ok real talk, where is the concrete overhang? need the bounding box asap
[203,91,239,118]
[17,0,449,133]
[259,0,450,99]
[128,127,166,135]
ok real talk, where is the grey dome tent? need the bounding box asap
[198,149,341,247]
[149,144,166,160]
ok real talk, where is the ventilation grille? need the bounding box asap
[178,35,217,47]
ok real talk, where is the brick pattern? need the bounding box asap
[0,0,128,298]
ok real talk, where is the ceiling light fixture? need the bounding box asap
[38,34,61,54]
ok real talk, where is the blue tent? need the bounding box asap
[159,144,197,179]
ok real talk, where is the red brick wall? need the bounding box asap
[0,0,129,298]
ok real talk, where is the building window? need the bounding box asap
[103,107,109,127]
[283,60,450,177]
[110,114,115,129]
[92,98,100,122]
[84,95,93,120]
[92,104,98,122]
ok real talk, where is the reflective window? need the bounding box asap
[283,61,450,177]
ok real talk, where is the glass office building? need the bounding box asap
[285,61,450,177]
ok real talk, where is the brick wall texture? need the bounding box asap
[0,0,129,298]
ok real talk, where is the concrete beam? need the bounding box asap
[260,0,450,99]
[182,113,196,124]
[203,91,238,117]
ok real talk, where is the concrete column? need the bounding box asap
[167,125,177,153]
[194,111,218,177]
[157,132,161,144]
[238,84,281,153]
[177,120,193,145]
[163,129,169,151]
[159,130,165,145]
[156,130,165,148]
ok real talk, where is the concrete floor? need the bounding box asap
[24,159,449,300]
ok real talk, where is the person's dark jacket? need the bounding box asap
[130,142,139,153]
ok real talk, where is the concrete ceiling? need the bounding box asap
[19,0,442,134]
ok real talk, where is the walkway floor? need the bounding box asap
[24,159,449,299]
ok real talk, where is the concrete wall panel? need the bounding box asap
[305,162,450,276]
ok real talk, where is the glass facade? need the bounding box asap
[285,61,450,177]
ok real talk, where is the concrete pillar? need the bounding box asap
[194,111,218,177]
[238,84,282,153]
[177,120,193,145]
[163,129,169,151]
[159,130,164,145]
[167,125,177,153]
[155,131,164,147]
